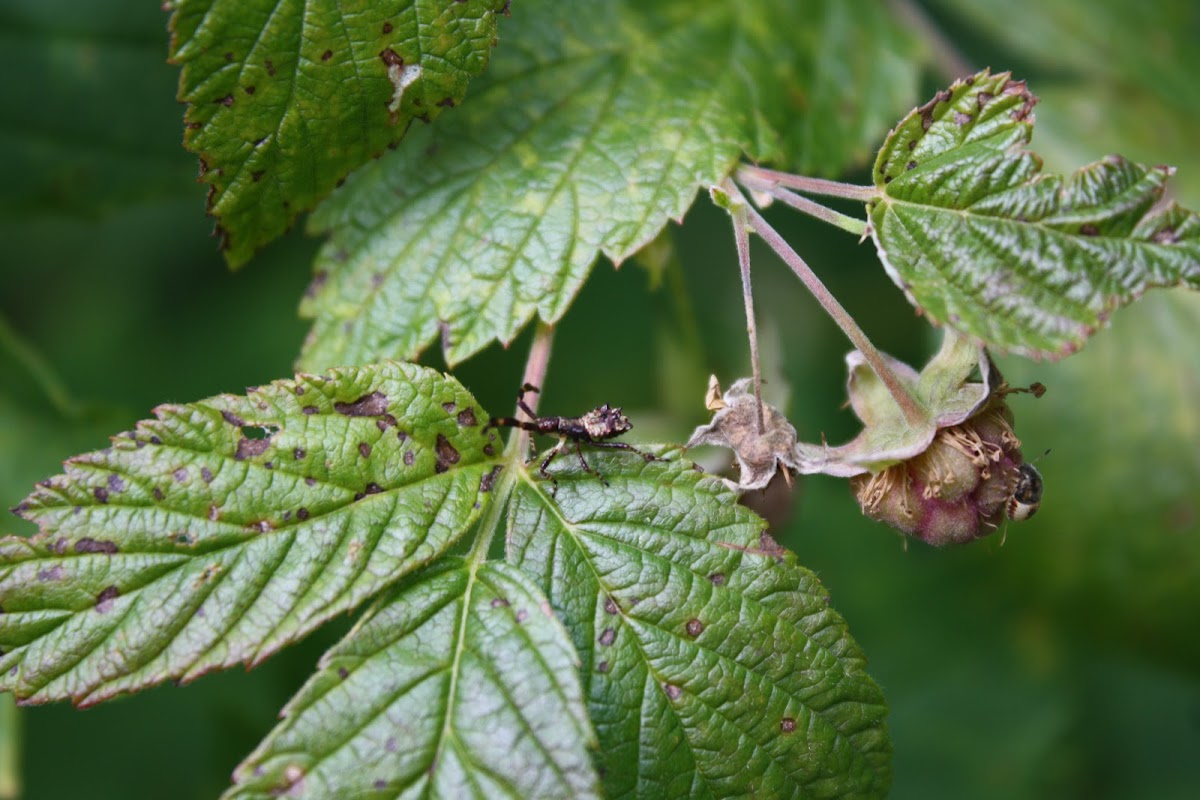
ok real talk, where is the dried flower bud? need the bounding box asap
[850,395,1029,546]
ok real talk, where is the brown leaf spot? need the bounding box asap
[385,736,398,752]
[491,597,510,608]
[75,538,118,554]
[294,448,306,460]
[906,160,917,171]
[376,414,398,431]
[479,465,502,493]
[335,392,388,417]
[297,507,310,521]
[441,401,457,414]
[358,442,372,458]
[599,628,616,646]
[37,565,65,582]
[301,404,319,415]
[201,467,214,483]
[235,437,271,460]
[304,270,328,300]
[337,666,349,679]
[954,111,971,126]
[403,450,415,466]
[456,408,477,427]
[434,434,460,473]
[1153,227,1179,244]
[93,487,109,504]
[305,477,317,486]
[663,683,682,700]
[216,94,234,107]
[380,48,403,68]
[515,609,528,623]
[221,410,247,427]
[95,585,120,613]
[604,596,619,615]
[153,487,164,501]
[686,618,704,637]
[321,49,333,62]
[107,474,125,493]
[265,59,276,76]
[1080,223,1100,237]
[208,505,220,521]
[597,661,610,674]
[780,717,797,733]
[708,572,726,586]
[382,22,393,34]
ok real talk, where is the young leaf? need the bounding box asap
[225,558,599,800]
[298,0,919,369]
[869,69,1200,359]
[168,0,508,267]
[508,452,891,798]
[1,363,500,706]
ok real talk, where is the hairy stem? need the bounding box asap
[736,165,878,202]
[738,173,868,237]
[723,179,766,433]
[734,190,926,427]
[512,322,555,456]
[469,322,556,565]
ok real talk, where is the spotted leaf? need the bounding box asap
[868,69,1200,359]
[508,452,891,798]
[168,0,508,267]
[1,362,501,706]
[224,558,599,799]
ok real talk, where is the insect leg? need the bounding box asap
[587,440,662,462]
[575,442,608,487]
[540,437,566,497]
[517,383,541,420]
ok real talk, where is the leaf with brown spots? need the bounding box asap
[168,0,509,267]
[0,362,502,706]
[869,69,1200,359]
[224,558,599,800]
[507,452,891,798]
[297,0,920,368]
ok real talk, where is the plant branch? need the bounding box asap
[736,164,878,201]
[722,179,766,434]
[733,189,926,427]
[510,322,555,457]
[738,173,868,237]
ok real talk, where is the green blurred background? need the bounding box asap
[1,1,1197,797]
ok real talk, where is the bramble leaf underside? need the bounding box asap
[298,0,919,369]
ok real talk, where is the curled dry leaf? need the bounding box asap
[686,378,801,491]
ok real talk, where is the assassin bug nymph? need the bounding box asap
[487,383,661,491]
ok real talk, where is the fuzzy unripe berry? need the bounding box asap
[851,396,1029,546]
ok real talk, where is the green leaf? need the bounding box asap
[868,69,1200,359]
[298,0,919,369]
[225,557,599,799]
[508,451,891,798]
[167,0,507,267]
[1,362,501,706]
[794,329,993,477]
